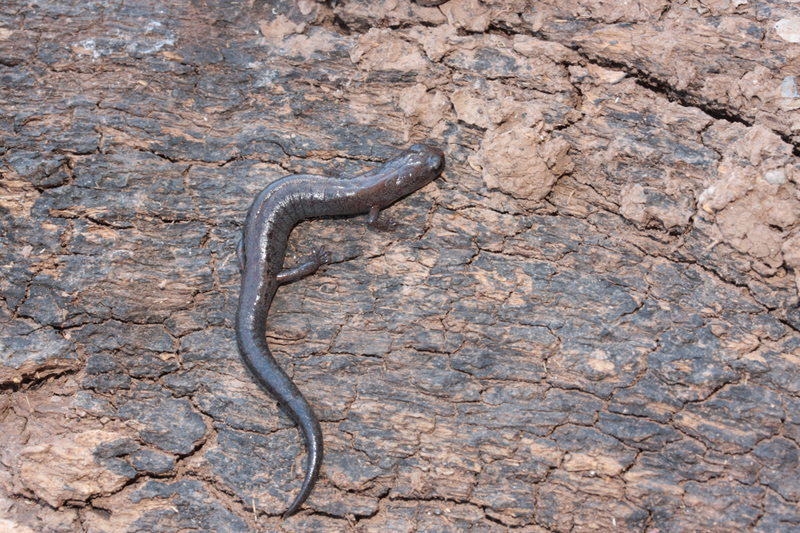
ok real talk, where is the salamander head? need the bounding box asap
[358,144,445,208]
[383,143,445,198]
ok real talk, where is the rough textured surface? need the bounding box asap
[2,0,800,532]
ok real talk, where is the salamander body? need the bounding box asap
[236,144,445,516]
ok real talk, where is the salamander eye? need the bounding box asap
[429,155,444,172]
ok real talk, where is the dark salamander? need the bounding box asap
[236,144,445,517]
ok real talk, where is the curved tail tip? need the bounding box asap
[281,404,323,518]
[282,493,306,519]
[281,473,317,518]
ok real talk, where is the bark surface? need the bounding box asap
[2,1,800,532]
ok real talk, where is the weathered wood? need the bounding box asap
[2,0,800,532]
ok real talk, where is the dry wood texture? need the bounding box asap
[2,0,800,532]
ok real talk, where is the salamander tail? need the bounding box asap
[282,409,324,518]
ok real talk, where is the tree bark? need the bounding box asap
[2,1,800,532]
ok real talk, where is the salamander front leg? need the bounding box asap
[236,239,245,271]
[366,205,398,232]
[276,246,332,284]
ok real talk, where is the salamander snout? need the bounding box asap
[407,144,445,173]
[391,144,446,194]
[425,147,445,174]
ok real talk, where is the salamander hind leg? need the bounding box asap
[311,245,332,266]
[276,246,332,284]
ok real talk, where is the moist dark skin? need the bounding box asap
[236,144,445,517]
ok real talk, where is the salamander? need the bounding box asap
[236,144,446,517]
